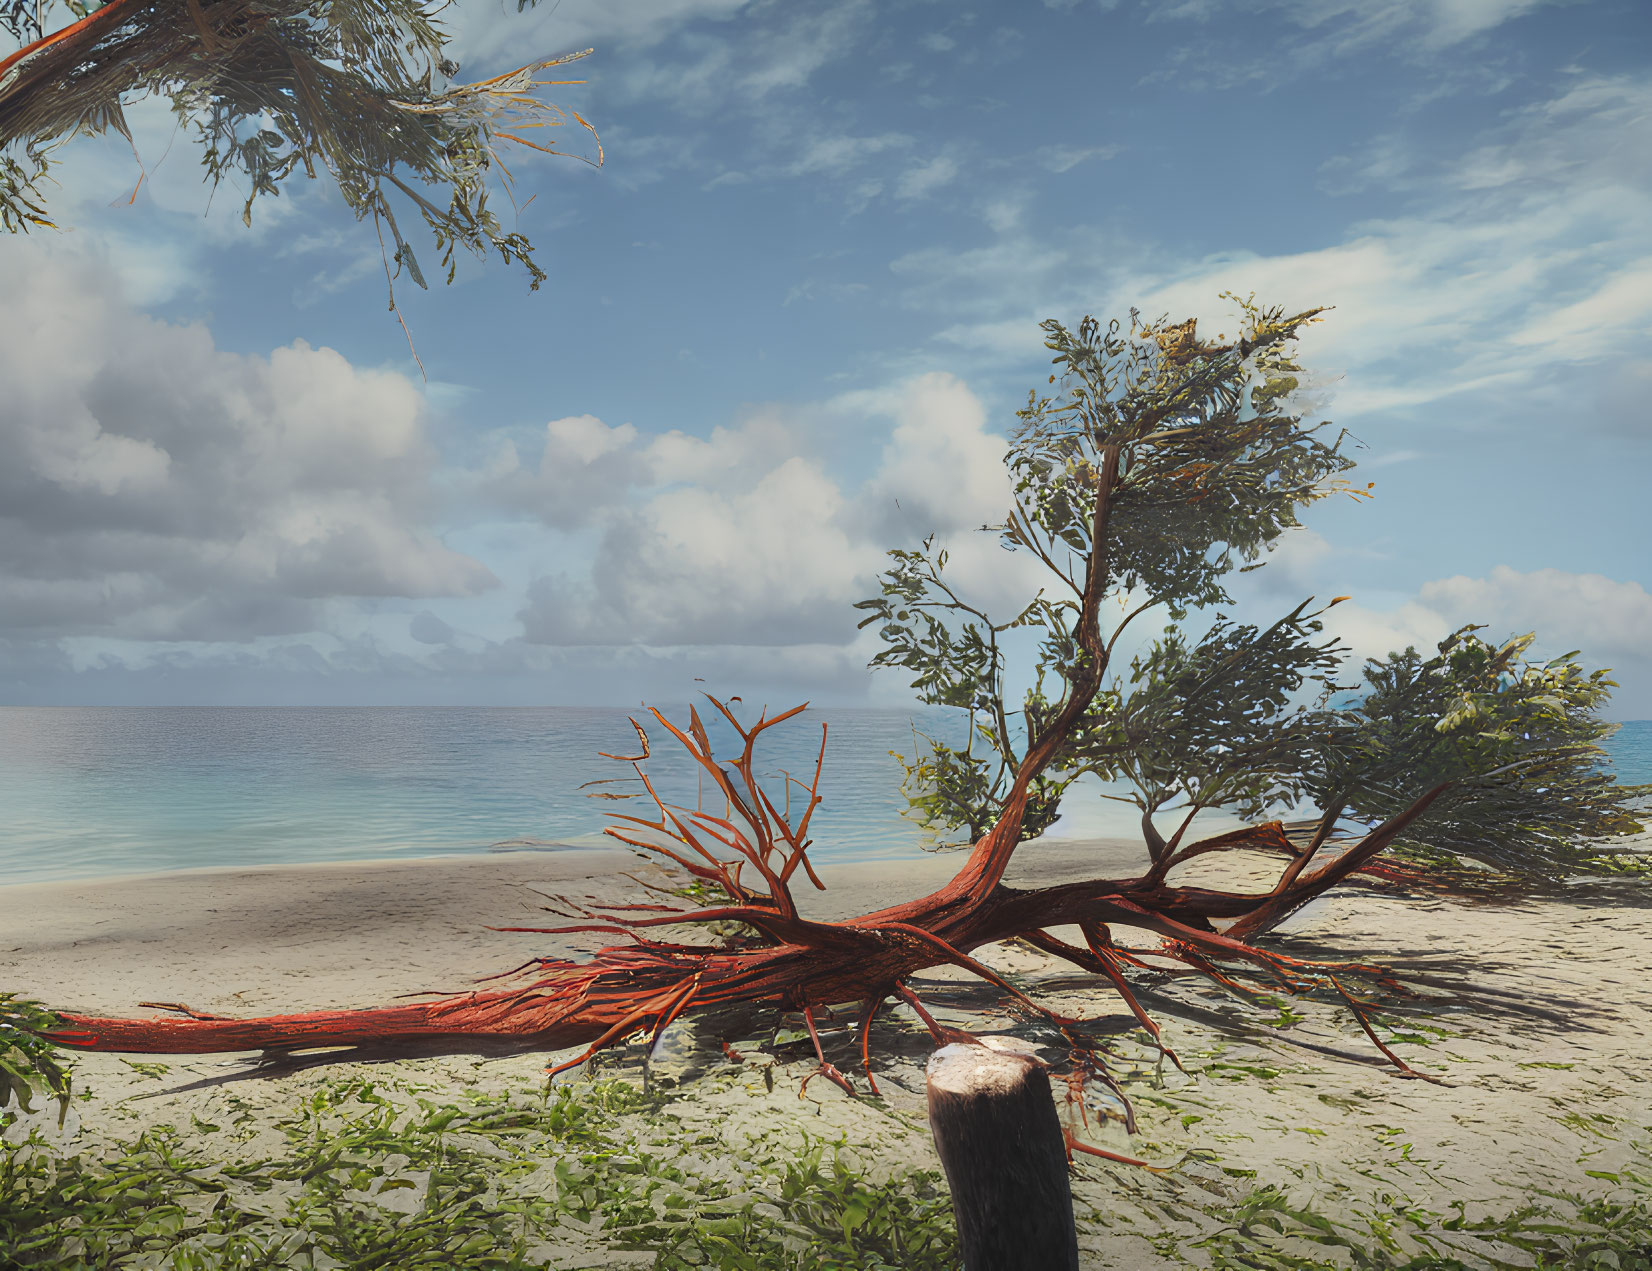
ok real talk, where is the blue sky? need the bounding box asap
[1,0,1649,715]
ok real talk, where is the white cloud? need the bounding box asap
[895,154,961,201]
[524,455,865,646]
[1509,257,1652,360]
[478,408,814,532]
[1153,0,1571,67]
[1408,0,1557,50]
[520,0,868,115]
[1321,566,1652,716]
[1418,567,1652,664]
[891,236,1070,320]
[855,372,1010,538]
[739,0,871,97]
[979,194,1028,234]
[898,74,1652,432]
[787,131,914,177]
[1245,529,1337,598]
[0,244,494,644]
[1316,136,1414,196]
[22,89,522,336]
[517,372,1028,649]
[932,315,1053,359]
[783,277,871,306]
[1148,76,1652,405]
[644,412,800,488]
[480,415,646,528]
[1034,143,1121,174]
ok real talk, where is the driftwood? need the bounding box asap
[41,308,1499,1101]
[926,1039,1079,1271]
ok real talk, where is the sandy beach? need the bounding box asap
[0,837,1144,1018]
[6,840,1652,1267]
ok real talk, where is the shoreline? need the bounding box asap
[0,836,1148,1018]
[6,838,1652,1266]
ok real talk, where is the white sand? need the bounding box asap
[0,837,1143,1017]
[5,841,1651,1268]
[1,846,648,1016]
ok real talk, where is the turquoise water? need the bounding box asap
[1609,718,1652,788]
[0,707,961,885]
[0,709,1647,886]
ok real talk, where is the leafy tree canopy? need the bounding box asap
[0,0,594,321]
[857,297,1647,881]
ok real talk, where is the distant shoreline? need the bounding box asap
[0,837,1144,1022]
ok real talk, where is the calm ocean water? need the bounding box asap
[0,708,1647,886]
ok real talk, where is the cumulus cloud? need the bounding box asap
[480,415,647,528]
[476,409,806,528]
[524,455,863,646]
[854,372,1011,539]
[0,245,495,645]
[1419,567,1652,664]
[23,93,371,313]
[1239,529,1338,599]
[517,372,1026,649]
[1320,566,1652,716]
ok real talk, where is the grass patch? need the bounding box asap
[8,1005,1652,1270]
[1,1073,958,1270]
[1192,1177,1652,1269]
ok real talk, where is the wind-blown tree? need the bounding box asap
[41,300,1648,1123]
[0,0,595,343]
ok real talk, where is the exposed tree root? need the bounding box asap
[47,698,1455,1142]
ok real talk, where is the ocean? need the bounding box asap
[0,708,1647,886]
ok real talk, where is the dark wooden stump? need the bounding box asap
[926,1039,1079,1271]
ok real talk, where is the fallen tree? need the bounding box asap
[43,299,1648,1113]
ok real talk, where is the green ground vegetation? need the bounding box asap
[2,1027,958,1269]
[6,995,1652,1271]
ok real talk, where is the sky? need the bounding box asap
[1,0,1649,716]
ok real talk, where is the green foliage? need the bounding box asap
[857,297,1362,848]
[0,994,71,1130]
[859,542,1074,845]
[0,1074,959,1269]
[0,136,51,231]
[9,1057,1652,1270]
[644,1146,956,1270]
[857,297,1646,876]
[1315,628,1650,876]
[1106,600,1346,827]
[0,0,595,297]
[1022,304,1356,619]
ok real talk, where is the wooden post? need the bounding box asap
[926,1039,1079,1271]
